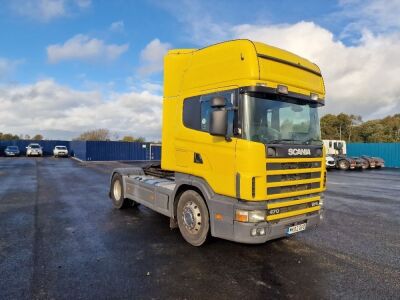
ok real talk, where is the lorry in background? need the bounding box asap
[323,140,384,170]
[109,40,327,246]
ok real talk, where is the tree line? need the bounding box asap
[73,128,146,142]
[0,128,146,142]
[0,133,43,140]
[3,114,399,143]
[321,113,400,142]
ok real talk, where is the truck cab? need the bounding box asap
[109,40,327,246]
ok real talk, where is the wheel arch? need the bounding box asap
[171,174,215,219]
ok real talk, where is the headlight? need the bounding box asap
[267,147,276,157]
[235,209,266,223]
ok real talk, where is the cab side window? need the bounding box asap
[183,90,235,134]
[183,96,201,130]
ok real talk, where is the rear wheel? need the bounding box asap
[111,173,134,209]
[338,160,349,170]
[177,190,209,246]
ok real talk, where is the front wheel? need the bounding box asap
[110,174,134,209]
[177,190,209,246]
[338,160,350,170]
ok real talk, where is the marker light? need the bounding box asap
[310,93,319,101]
[277,85,288,94]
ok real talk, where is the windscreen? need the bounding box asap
[242,93,322,145]
[30,145,40,149]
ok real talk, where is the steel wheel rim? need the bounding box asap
[113,180,122,201]
[182,201,202,234]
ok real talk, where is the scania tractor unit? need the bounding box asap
[109,40,327,246]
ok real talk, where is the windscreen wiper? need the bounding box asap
[303,138,323,145]
[268,139,299,144]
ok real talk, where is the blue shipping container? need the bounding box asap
[347,143,400,168]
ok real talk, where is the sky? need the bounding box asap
[0,0,399,140]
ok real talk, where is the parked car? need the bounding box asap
[4,146,20,157]
[53,146,68,157]
[335,155,357,170]
[325,155,336,169]
[360,155,376,169]
[26,143,43,157]
[361,155,385,168]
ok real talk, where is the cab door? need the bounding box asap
[175,88,238,198]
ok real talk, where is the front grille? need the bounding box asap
[267,162,321,170]
[267,201,318,215]
[267,172,320,182]
[267,193,320,206]
[268,182,320,195]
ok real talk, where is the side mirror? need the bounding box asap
[209,97,228,136]
[210,110,228,136]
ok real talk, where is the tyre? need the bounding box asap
[338,160,350,170]
[110,173,133,209]
[177,190,210,246]
[361,160,368,169]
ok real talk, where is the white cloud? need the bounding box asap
[10,0,65,21]
[9,0,91,22]
[338,0,400,35]
[109,20,124,32]
[0,79,162,140]
[138,39,171,76]
[0,58,23,80]
[156,0,228,45]
[47,34,129,63]
[233,21,400,119]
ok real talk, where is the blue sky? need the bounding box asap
[0,0,342,89]
[0,0,399,140]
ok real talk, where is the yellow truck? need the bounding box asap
[109,40,327,246]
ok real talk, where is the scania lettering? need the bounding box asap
[288,148,312,156]
[109,40,327,246]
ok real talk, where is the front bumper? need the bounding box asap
[208,194,323,244]
[55,152,68,156]
[232,212,321,244]
[27,152,42,156]
[5,152,19,156]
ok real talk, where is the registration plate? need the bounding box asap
[287,223,307,235]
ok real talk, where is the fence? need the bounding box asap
[347,143,400,168]
[0,140,161,161]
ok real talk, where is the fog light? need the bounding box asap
[258,228,266,235]
[251,228,257,236]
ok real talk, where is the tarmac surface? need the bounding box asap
[0,157,399,299]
